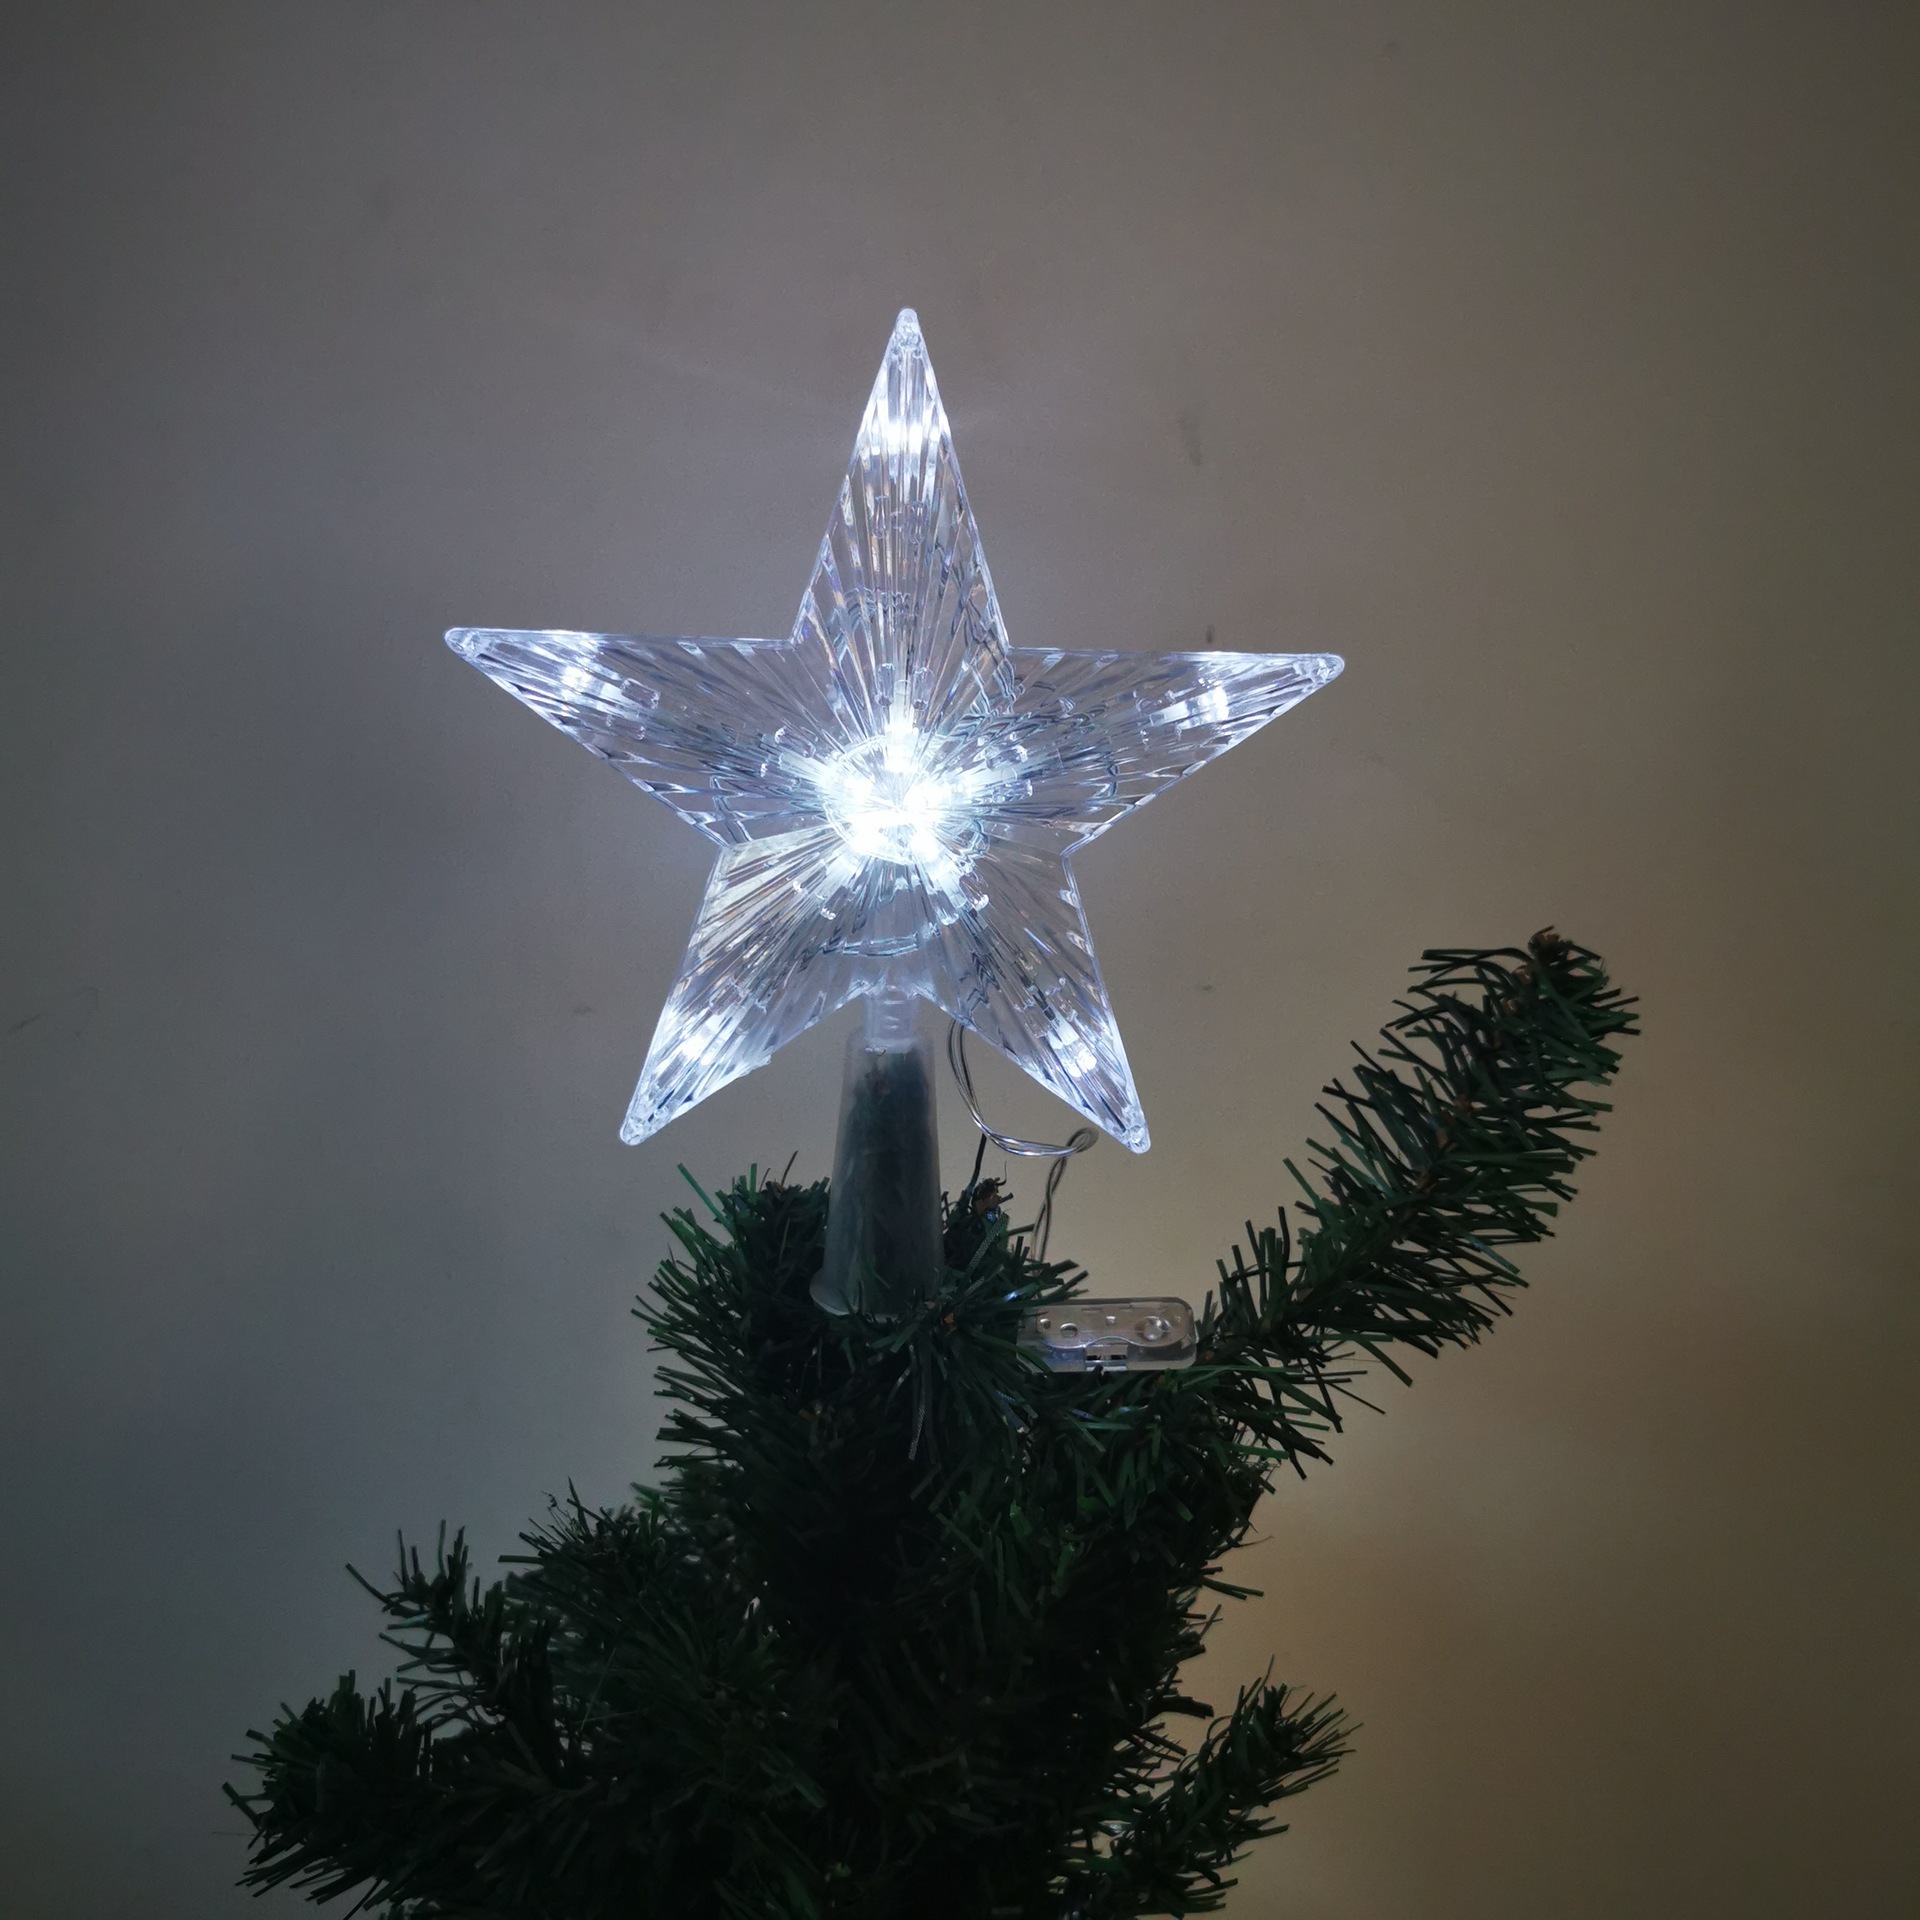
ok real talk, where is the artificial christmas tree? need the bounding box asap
[231,931,1634,1916]
[231,313,1633,1913]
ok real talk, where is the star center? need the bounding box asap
[814,722,986,870]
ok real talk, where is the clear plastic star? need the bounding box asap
[450,310,1341,1151]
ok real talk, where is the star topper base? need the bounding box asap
[813,992,943,1319]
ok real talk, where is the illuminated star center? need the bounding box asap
[813,721,991,871]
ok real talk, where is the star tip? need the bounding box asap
[446,627,484,660]
[891,306,923,338]
[1315,652,1346,682]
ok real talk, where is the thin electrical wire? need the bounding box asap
[946,1022,1096,1261]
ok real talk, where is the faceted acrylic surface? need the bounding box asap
[449,310,1342,1151]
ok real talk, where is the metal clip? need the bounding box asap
[1018,1298,1197,1373]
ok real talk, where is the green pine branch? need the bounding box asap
[1195,929,1637,1468]
[229,932,1634,1918]
[1060,1676,1348,1918]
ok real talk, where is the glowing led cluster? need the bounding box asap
[449,311,1341,1150]
[808,719,996,883]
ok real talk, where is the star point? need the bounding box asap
[451,315,1341,1150]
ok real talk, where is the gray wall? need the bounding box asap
[3,4,1914,1914]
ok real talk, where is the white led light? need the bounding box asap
[812,722,994,877]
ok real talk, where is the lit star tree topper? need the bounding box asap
[450,310,1341,1153]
